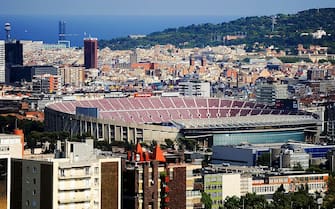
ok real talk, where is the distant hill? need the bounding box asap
[99,8,335,53]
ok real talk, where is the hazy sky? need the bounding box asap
[2,0,335,16]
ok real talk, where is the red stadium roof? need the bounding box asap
[47,97,298,124]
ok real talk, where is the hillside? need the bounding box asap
[99,8,335,53]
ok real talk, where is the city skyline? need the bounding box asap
[2,0,335,16]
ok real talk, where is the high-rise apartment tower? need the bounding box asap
[84,38,98,69]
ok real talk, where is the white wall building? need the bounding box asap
[178,81,210,97]
[0,133,24,209]
[10,139,121,209]
[204,173,242,209]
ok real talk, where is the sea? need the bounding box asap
[0,15,238,47]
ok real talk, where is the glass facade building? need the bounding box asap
[213,130,305,146]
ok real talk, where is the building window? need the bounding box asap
[33,178,36,185]
[60,169,65,177]
[32,190,36,195]
[32,167,37,173]
[85,167,90,175]
[94,167,99,174]
[85,179,90,187]
[169,169,173,180]
[32,200,37,208]
[26,200,30,206]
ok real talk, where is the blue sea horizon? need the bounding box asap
[0,15,238,47]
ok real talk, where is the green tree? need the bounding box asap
[290,185,316,209]
[201,192,212,209]
[164,138,174,149]
[224,196,240,209]
[178,137,197,151]
[323,175,335,209]
[270,184,292,209]
[241,193,268,209]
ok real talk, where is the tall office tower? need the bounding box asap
[0,40,5,83]
[5,41,23,65]
[84,38,98,69]
[58,20,66,41]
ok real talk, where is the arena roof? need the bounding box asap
[46,97,312,125]
[172,115,320,129]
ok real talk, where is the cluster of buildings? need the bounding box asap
[1,21,335,209]
[1,131,334,209]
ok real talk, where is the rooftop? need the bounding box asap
[173,114,319,129]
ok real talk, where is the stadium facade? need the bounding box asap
[44,97,321,145]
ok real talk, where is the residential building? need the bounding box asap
[10,139,121,209]
[256,83,288,106]
[32,74,61,93]
[0,132,24,209]
[178,81,210,97]
[59,66,85,87]
[204,173,241,209]
[122,143,202,209]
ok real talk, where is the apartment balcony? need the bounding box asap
[58,202,92,209]
[58,191,91,204]
[58,180,91,191]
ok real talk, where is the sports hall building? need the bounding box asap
[44,97,321,145]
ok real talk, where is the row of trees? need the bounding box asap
[202,176,335,209]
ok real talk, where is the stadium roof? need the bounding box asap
[172,115,320,129]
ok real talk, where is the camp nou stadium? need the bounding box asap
[44,96,321,146]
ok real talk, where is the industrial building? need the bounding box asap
[211,142,335,168]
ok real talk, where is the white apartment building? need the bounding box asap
[178,81,210,97]
[10,139,121,209]
[0,133,24,209]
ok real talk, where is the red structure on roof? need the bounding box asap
[153,144,166,163]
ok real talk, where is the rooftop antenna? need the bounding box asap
[4,23,11,42]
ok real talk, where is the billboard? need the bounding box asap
[275,99,298,111]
